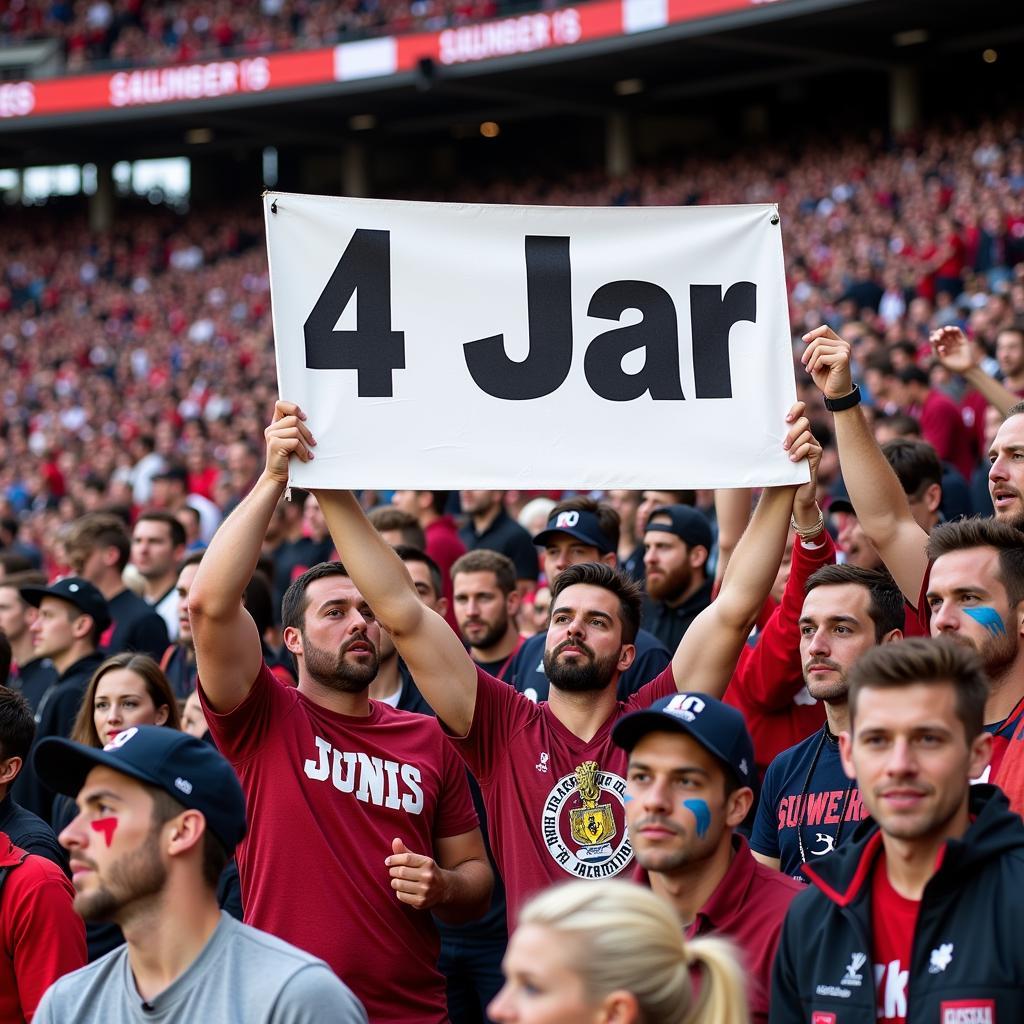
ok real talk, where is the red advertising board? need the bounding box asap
[0,0,792,122]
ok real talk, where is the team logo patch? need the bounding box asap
[811,1013,837,1024]
[940,1000,995,1024]
[542,760,631,879]
[554,511,580,529]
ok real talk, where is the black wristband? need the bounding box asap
[824,384,861,412]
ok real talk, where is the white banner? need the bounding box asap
[264,192,807,490]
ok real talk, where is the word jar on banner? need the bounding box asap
[264,194,806,492]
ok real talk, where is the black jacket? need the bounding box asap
[771,785,1024,1023]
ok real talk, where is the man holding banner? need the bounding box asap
[187,431,494,1023]
[275,399,819,924]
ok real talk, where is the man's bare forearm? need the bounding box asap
[190,473,284,618]
[433,859,494,925]
[964,366,1019,418]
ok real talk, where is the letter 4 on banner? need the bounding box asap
[264,192,808,491]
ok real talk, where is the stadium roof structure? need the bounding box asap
[0,0,1018,166]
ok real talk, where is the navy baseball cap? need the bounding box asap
[533,508,614,555]
[612,693,755,788]
[34,725,247,851]
[20,577,111,633]
[645,505,713,552]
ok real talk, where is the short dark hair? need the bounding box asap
[424,491,449,516]
[281,562,350,633]
[135,510,187,550]
[548,496,620,552]
[148,785,229,890]
[848,637,989,742]
[550,562,642,645]
[243,571,275,638]
[451,550,517,596]
[805,564,905,640]
[875,412,922,439]
[394,544,444,600]
[1006,400,1024,419]
[177,550,205,574]
[65,512,131,571]
[368,507,427,551]
[0,570,47,594]
[926,518,1024,608]
[898,365,930,387]
[0,686,33,761]
[0,553,33,576]
[882,439,942,499]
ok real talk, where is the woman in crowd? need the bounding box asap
[489,880,747,1024]
[68,651,181,751]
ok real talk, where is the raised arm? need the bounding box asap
[312,489,478,736]
[670,405,813,696]
[188,403,299,711]
[932,325,1019,417]
[802,325,930,604]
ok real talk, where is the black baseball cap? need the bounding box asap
[20,577,111,633]
[34,725,247,851]
[533,508,614,555]
[612,692,755,787]
[645,505,713,551]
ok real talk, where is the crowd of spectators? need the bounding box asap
[1,109,1024,1023]
[3,113,1024,572]
[0,0,506,72]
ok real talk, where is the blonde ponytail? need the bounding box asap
[517,880,748,1024]
[683,935,749,1024]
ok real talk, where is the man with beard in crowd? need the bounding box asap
[922,519,1024,793]
[450,551,523,682]
[33,726,366,1022]
[187,404,492,1024]
[299,399,817,922]
[641,505,714,652]
[510,497,669,702]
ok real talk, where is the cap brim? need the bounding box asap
[33,737,161,799]
[611,710,738,782]
[532,528,612,554]
[17,586,50,609]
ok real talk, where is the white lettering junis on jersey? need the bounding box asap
[302,735,424,814]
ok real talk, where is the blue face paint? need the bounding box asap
[623,794,633,803]
[964,607,1007,638]
[683,799,711,839]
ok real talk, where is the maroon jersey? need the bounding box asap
[448,665,677,926]
[201,663,478,1024]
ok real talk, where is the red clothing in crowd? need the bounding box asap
[636,835,801,1024]
[200,663,478,1024]
[871,850,919,1024]
[725,529,833,778]
[449,665,676,928]
[911,390,976,480]
[423,514,466,631]
[0,833,85,1022]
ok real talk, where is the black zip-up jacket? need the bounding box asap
[770,785,1024,1023]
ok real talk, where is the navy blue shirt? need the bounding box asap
[750,727,868,880]
[508,628,671,703]
[459,509,538,583]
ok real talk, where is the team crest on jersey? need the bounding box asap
[541,760,631,879]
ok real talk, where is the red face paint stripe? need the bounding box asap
[91,817,117,846]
